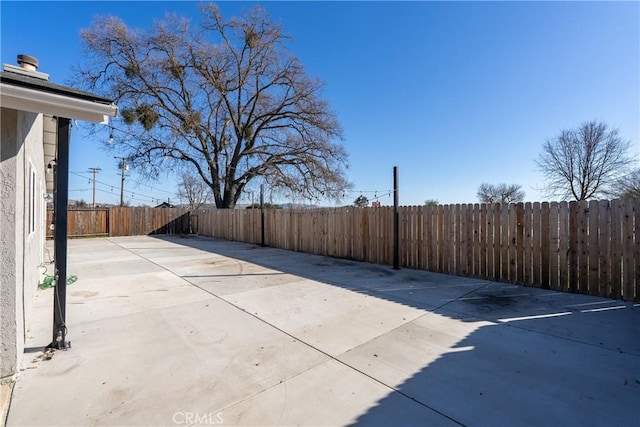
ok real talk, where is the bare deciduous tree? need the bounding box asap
[612,168,640,199]
[536,121,635,200]
[177,173,212,210]
[476,183,525,204]
[75,4,349,208]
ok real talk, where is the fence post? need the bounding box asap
[393,166,399,270]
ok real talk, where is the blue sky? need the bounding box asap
[2,1,638,206]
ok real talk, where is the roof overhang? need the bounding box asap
[0,82,118,123]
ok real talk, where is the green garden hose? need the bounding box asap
[39,275,78,290]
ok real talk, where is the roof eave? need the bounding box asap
[1,82,118,124]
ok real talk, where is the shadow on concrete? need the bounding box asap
[152,235,640,426]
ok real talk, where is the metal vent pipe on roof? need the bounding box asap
[17,54,39,71]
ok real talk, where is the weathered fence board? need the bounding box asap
[532,202,541,288]
[541,202,551,289]
[623,200,635,300]
[635,199,640,300]
[598,200,611,298]
[610,200,622,299]
[588,200,600,296]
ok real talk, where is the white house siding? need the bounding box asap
[0,107,45,381]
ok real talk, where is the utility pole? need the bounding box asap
[114,156,127,206]
[87,167,101,207]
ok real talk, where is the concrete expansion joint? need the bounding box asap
[213,361,325,415]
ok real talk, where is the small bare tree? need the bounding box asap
[477,183,525,204]
[75,4,349,208]
[612,168,640,199]
[536,121,635,200]
[177,173,212,210]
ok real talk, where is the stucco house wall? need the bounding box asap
[0,107,46,381]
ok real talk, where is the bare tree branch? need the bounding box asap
[477,183,525,204]
[176,173,213,210]
[611,168,640,199]
[73,4,349,208]
[536,121,635,200]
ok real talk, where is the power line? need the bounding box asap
[71,171,181,198]
[72,169,179,196]
[71,172,167,204]
[126,178,179,196]
[70,171,120,191]
[85,176,166,202]
[344,189,393,202]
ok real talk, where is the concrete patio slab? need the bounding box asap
[6,235,640,426]
[10,297,329,426]
[222,279,426,356]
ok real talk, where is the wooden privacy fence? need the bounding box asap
[46,209,109,238]
[46,207,191,238]
[109,207,190,236]
[395,200,638,301]
[195,199,638,302]
[50,200,638,301]
[195,209,262,244]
